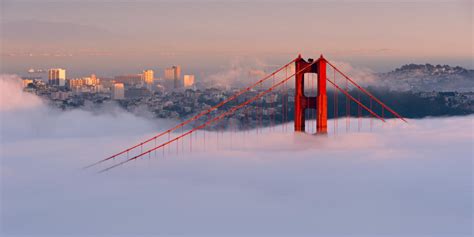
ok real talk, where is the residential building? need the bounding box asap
[111,83,125,100]
[125,88,151,99]
[67,78,85,89]
[84,74,100,86]
[22,79,33,88]
[48,68,66,86]
[164,66,181,89]
[142,70,154,84]
[183,74,195,88]
[114,74,142,86]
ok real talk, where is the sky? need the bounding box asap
[1,0,472,77]
[1,75,473,236]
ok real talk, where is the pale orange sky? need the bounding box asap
[1,0,472,75]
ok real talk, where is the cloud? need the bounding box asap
[0,75,44,112]
[203,58,380,92]
[203,57,274,88]
[1,74,472,236]
[327,61,379,87]
[0,75,172,142]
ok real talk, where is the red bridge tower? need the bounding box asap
[294,54,327,134]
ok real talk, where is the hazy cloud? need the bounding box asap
[0,74,43,112]
[204,57,272,88]
[327,61,379,86]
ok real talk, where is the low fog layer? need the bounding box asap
[1,75,472,237]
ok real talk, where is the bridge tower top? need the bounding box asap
[294,55,327,134]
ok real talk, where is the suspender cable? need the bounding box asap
[326,79,385,122]
[311,73,315,133]
[98,59,319,173]
[370,99,373,131]
[333,68,336,134]
[346,76,349,132]
[326,60,407,123]
[358,91,361,132]
[84,58,298,169]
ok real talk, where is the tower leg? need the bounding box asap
[294,57,305,132]
[317,56,327,133]
[294,106,306,131]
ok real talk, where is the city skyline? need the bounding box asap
[1,1,472,236]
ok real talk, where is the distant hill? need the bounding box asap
[377,64,474,92]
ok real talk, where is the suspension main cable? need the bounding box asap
[84,57,299,169]
[98,60,319,173]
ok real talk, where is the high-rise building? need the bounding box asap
[111,83,125,100]
[141,70,154,84]
[164,66,181,89]
[48,68,66,86]
[183,74,195,88]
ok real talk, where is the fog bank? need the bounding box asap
[1,75,472,237]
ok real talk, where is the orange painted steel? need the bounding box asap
[294,54,327,134]
[316,55,328,133]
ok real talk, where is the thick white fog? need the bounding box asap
[1,75,472,237]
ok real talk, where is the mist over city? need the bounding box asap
[1,1,473,237]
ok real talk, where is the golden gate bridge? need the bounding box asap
[85,55,406,173]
